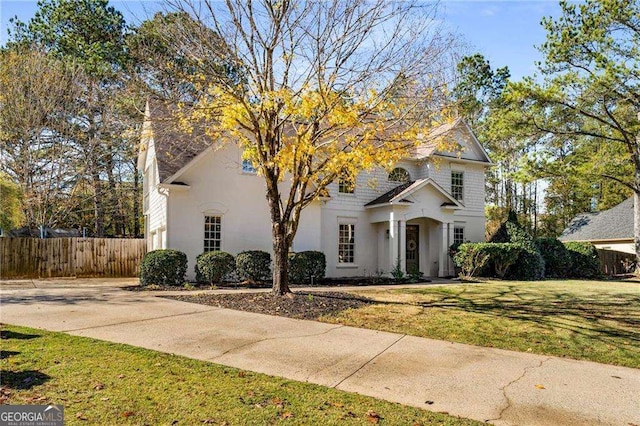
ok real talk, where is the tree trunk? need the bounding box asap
[272,223,291,295]
[91,170,105,237]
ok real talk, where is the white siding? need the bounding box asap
[142,137,168,250]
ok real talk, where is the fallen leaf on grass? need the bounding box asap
[76,412,87,421]
[535,384,545,390]
[202,419,215,424]
[272,397,284,408]
[122,411,135,418]
[280,411,294,419]
[117,374,125,379]
[366,410,382,424]
[100,397,109,401]
[330,402,344,408]
[93,383,105,390]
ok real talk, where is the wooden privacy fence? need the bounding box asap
[597,249,636,276]
[0,238,147,279]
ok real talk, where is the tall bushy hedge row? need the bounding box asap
[288,251,326,284]
[453,242,522,278]
[535,238,572,278]
[490,220,545,280]
[140,249,187,286]
[564,242,601,278]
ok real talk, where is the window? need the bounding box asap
[204,216,222,251]
[338,177,354,194]
[338,224,355,263]
[454,227,465,245]
[242,159,257,174]
[451,171,464,201]
[388,167,410,183]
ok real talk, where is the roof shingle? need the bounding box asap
[559,197,634,242]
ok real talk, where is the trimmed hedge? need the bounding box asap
[536,238,571,278]
[565,242,601,278]
[236,250,271,282]
[140,249,187,287]
[288,251,326,284]
[453,242,522,278]
[195,251,235,284]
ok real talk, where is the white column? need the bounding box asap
[438,222,452,277]
[389,212,399,273]
[399,220,407,273]
[447,222,455,276]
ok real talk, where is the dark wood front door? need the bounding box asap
[406,225,419,272]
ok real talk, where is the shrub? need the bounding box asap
[453,243,491,278]
[236,250,271,282]
[565,242,601,278]
[288,251,326,284]
[139,249,187,287]
[536,238,571,278]
[453,242,522,278]
[490,217,545,281]
[195,251,235,284]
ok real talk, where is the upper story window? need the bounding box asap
[242,159,257,174]
[338,175,355,194]
[451,171,464,201]
[388,167,410,183]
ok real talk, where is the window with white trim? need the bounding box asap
[338,177,354,194]
[388,167,410,183]
[204,216,222,251]
[242,159,257,174]
[451,171,464,201]
[338,224,355,263]
[454,226,465,245]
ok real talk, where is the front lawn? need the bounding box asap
[322,280,640,368]
[0,324,478,425]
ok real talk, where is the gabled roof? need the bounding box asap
[410,118,492,164]
[141,99,211,183]
[364,181,415,206]
[559,197,634,242]
[365,178,464,208]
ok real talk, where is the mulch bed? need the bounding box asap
[165,291,374,320]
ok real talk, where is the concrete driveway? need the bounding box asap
[1,279,639,426]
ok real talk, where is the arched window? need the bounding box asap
[388,167,410,183]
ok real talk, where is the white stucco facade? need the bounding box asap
[139,116,490,280]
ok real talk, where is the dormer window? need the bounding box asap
[389,167,410,183]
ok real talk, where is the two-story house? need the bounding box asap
[138,100,491,279]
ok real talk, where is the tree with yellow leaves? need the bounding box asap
[166,0,460,295]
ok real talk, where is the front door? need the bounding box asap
[406,225,419,273]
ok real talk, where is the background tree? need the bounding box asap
[0,173,24,233]
[5,0,143,236]
[0,47,84,229]
[506,0,638,261]
[167,0,459,295]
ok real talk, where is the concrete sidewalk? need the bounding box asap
[1,281,638,426]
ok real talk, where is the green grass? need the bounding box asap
[0,325,479,425]
[322,280,640,368]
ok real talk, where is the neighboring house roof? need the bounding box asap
[559,197,634,242]
[143,99,211,183]
[365,178,464,208]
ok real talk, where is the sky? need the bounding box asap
[0,0,566,81]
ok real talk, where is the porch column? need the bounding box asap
[389,213,399,273]
[438,222,453,277]
[399,220,407,272]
